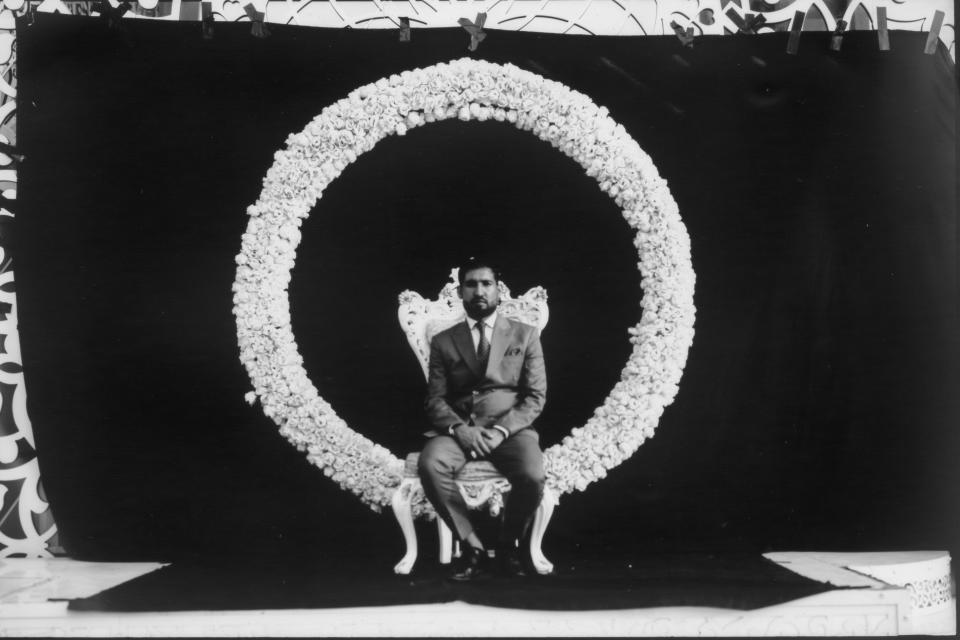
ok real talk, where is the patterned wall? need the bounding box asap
[0,0,953,556]
[32,0,954,48]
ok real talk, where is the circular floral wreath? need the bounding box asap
[233,58,696,512]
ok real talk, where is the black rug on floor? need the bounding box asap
[68,552,842,612]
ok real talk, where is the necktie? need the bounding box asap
[476,321,490,369]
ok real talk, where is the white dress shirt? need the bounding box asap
[467,311,497,352]
[460,311,509,441]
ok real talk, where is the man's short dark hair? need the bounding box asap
[458,257,501,283]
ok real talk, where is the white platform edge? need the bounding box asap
[766,551,956,636]
[0,591,911,637]
[0,553,953,637]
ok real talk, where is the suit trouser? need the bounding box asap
[418,428,545,546]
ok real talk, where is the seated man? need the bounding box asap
[418,257,547,580]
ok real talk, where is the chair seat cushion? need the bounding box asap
[404,452,507,483]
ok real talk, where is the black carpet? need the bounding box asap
[69,552,841,612]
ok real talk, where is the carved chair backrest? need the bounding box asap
[398,268,550,380]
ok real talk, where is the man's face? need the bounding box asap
[459,267,500,319]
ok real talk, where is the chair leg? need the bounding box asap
[437,518,453,564]
[391,482,418,575]
[529,488,557,574]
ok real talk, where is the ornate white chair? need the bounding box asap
[391,268,558,575]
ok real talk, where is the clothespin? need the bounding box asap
[786,10,804,55]
[876,6,889,51]
[243,3,270,39]
[923,10,944,55]
[725,10,766,35]
[25,5,37,27]
[458,13,486,52]
[830,19,847,51]
[0,141,23,165]
[398,17,411,42]
[201,2,215,40]
[97,0,132,30]
[669,21,695,48]
[742,13,766,33]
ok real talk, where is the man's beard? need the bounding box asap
[464,299,498,319]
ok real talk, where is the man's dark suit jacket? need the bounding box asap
[425,315,547,438]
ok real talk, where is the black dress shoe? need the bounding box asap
[450,546,488,581]
[496,546,529,578]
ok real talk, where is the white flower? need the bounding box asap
[233,58,695,509]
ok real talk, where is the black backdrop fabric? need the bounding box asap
[15,15,959,562]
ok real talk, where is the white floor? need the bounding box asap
[0,552,954,637]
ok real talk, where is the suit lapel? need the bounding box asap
[451,321,483,378]
[485,315,512,378]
